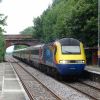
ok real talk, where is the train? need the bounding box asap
[13,38,86,76]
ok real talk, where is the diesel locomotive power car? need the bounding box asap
[13,38,86,76]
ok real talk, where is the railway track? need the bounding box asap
[7,56,100,100]
[8,57,62,100]
[63,80,100,100]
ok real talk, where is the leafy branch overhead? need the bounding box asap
[0,14,7,33]
[0,14,7,61]
[20,0,98,47]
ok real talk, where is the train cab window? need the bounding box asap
[62,46,80,54]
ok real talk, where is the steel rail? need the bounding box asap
[9,61,35,100]
[63,81,100,100]
[8,57,62,100]
[78,79,100,92]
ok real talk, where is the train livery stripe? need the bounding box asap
[56,64,85,75]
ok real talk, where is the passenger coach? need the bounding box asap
[13,38,86,76]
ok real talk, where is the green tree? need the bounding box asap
[20,26,34,35]
[38,0,98,46]
[0,13,7,61]
[66,0,98,47]
[33,17,43,40]
[0,33,5,61]
[14,26,33,50]
[20,0,98,47]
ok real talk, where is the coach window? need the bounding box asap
[32,49,39,55]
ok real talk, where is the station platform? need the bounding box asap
[0,62,29,100]
[85,65,100,75]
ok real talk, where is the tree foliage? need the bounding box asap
[32,0,97,46]
[14,26,33,50]
[33,17,43,40]
[0,14,6,61]
[20,26,34,35]
[67,0,98,46]
[20,0,98,47]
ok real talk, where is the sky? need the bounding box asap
[0,0,52,52]
[0,0,52,35]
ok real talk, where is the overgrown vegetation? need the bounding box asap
[20,0,98,47]
[33,0,98,47]
[0,14,6,61]
[0,1,7,61]
[13,0,98,65]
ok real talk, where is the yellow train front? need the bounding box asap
[53,38,86,76]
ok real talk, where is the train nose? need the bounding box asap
[56,64,85,76]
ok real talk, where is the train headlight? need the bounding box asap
[77,60,85,64]
[82,60,85,63]
[59,60,69,64]
[59,60,85,64]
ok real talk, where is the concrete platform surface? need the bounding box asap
[85,65,100,75]
[0,62,29,100]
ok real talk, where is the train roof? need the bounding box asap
[57,38,80,46]
[25,44,45,50]
[13,44,44,52]
[13,48,27,52]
